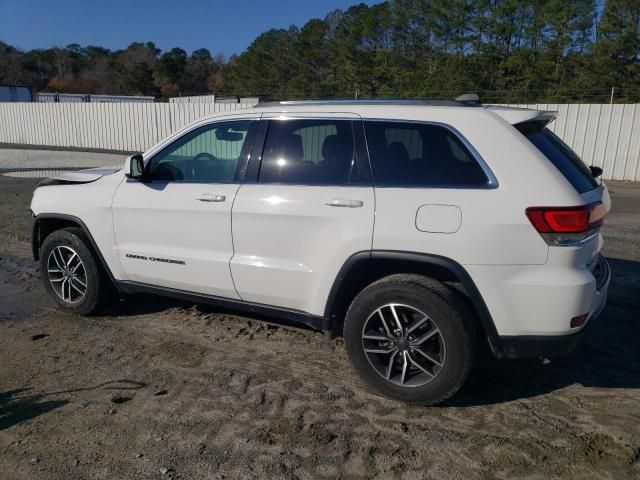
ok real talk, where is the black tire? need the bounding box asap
[39,227,113,315]
[343,274,476,405]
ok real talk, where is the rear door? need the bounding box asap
[230,113,374,316]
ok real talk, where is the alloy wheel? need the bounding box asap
[361,303,446,387]
[47,245,88,304]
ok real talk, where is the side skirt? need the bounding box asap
[117,281,326,332]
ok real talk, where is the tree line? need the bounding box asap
[0,41,225,98]
[1,0,638,103]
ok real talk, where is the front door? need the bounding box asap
[230,115,375,316]
[112,118,257,298]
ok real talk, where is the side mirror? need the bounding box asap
[125,154,145,180]
[589,165,603,179]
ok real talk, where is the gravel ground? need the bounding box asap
[0,148,125,170]
[0,175,639,480]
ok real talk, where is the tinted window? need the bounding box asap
[364,121,490,187]
[146,120,253,183]
[517,122,598,194]
[259,119,366,185]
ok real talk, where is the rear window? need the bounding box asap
[517,122,598,194]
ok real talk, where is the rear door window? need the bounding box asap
[258,119,368,185]
[516,122,598,194]
[363,121,490,187]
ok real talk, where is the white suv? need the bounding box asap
[30,99,611,405]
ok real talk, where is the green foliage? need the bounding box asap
[1,0,638,102]
[223,0,639,102]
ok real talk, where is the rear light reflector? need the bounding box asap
[526,202,606,246]
[570,314,588,328]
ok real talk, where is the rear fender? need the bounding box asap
[323,250,504,357]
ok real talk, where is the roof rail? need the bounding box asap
[256,97,483,108]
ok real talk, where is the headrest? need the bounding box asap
[388,141,410,164]
[280,133,304,163]
[322,134,353,163]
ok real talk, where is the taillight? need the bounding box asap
[526,202,606,246]
[570,314,588,328]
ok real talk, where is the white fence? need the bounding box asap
[169,95,261,104]
[496,104,640,182]
[169,95,218,104]
[37,93,155,103]
[0,101,639,180]
[0,101,257,152]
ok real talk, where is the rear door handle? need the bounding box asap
[325,198,364,208]
[197,194,226,202]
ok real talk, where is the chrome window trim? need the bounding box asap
[361,117,499,189]
[138,115,500,189]
[259,113,361,121]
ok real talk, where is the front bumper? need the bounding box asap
[497,255,611,359]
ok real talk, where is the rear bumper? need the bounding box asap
[497,256,610,359]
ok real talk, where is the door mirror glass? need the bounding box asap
[127,154,144,179]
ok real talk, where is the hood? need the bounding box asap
[39,165,122,186]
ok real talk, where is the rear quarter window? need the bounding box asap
[363,121,491,187]
[516,122,598,194]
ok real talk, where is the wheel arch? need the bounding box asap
[33,213,118,287]
[323,250,504,357]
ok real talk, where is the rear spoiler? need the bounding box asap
[487,106,557,127]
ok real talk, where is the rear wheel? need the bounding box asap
[343,274,475,405]
[40,227,113,315]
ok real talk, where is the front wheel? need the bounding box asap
[343,274,476,405]
[40,227,113,315]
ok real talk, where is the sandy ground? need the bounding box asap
[0,174,639,479]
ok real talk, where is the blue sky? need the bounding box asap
[0,0,376,56]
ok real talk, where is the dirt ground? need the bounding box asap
[0,174,639,480]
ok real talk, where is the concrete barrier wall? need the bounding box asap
[1,101,639,180]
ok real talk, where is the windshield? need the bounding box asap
[516,122,598,194]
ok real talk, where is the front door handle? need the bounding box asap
[197,194,226,202]
[325,198,364,208]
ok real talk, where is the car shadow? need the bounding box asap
[0,380,148,431]
[102,294,192,317]
[449,256,640,406]
[102,294,320,332]
[0,388,68,431]
[101,257,639,407]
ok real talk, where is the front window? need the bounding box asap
[145,120,253,183]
